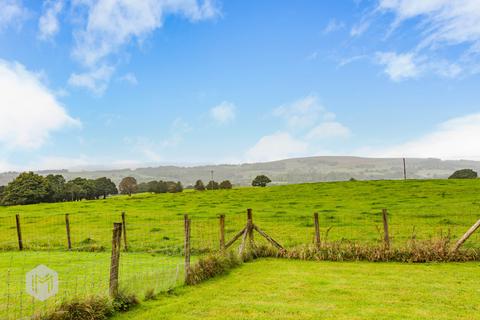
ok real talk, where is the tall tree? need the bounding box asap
[45,174,66,202]
[252,175,272,187]
[94,177,118,199]
[119,177,138,196]
[206,180,219,190]
[219,180,233,189]
[194,179,205,191]
[2,172,49,205]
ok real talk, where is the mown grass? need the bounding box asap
[0,251,184,319]
[113,258,480,320]
[0,179,480,252]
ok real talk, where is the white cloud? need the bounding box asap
[68,64,114,95]
[162,118,192,147]
[0,0,27,30]
[69,0,219,93]
[323,19,345,35]
[210,101,236,124]
[246,95,351,162]
[350,19,370,37]
[377,0,480,78]
[67,0,218,93]
[245,132,308,163]
[0,59,80,150]
[274,95,325,129]
[118,72,138,85]
[375,51,420,81]
[38,0,63,40]
[366,113,480,160]
[306,122,351,140]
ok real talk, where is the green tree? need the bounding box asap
[0,185,5,205]
[2,172,49,205]
[94,177,118,199]
[206,180,219,190]
[219,180,233,189]
[194,180,205,191]
[448,169,478,179]
[252,175,271,187]
[45,174,66,202]
[119,177,138,196]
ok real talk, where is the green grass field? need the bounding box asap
[1,179,480,252]
[1,179,480,319]
[114,259,480,320]
[0,251,184,319]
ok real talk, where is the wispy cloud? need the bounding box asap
[375,51,420,81]
[38,0,63,40]
[374,0,480,79]
[68,0,219,94]
[323,19,345,35]
[0,0,28,31]
[210,101,236,125]
[246,95,351,162]
[118,72,138,85]
[68,64,114,95]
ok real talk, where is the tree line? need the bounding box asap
[119,176,184,195]
[0,172,118,206]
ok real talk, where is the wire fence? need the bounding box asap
[0,205,479,319]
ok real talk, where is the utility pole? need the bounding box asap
[210,170,214,190]
[403,158,407,180]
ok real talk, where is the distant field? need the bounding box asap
[0,179,480,251]
[114,259,480,320]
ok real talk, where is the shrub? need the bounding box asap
[186,251,242,285]
[448,169,478,179]
[36,296,114,320]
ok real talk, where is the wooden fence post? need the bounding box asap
[219,214,225,251]
[314,212,320,248]
[247,208,254,245]
[121,212,128,252]
[15,214,23,251]
[453,218,480,252]
[184,214,191,284]
[109,222,122,297]
[382,209,390,250]
[65,214,72,250]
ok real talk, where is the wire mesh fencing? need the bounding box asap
[0,204,479,319]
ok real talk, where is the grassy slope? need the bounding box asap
[115,259,480,320]
[1,179,480,251]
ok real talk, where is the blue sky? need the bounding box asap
[1,0,480,171]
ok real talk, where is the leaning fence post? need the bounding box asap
[314,212,320,248]
[121,212,128,251]
[184,214,191,284]
[65,214,72,250]
[453,218,480,252]
[109,222,122,297]
[219,214,225,251]
[15,214,23,251]
[382,209,390,250]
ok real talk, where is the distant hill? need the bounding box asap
[1,156,480,186]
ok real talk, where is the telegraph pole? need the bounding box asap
[403,158,407,180]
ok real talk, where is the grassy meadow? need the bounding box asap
[0,179,480,252]
[114,258,480,320]
[1,179,480,319]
